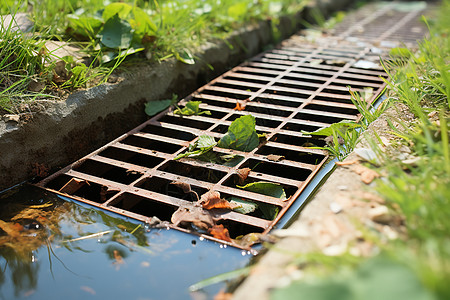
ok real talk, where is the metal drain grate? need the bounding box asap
[330,1,430,47]
[36,3,428,249]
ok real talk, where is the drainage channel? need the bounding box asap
[36,2,429,250]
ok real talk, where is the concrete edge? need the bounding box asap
[0,0,356,190]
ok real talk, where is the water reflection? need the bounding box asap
[0,185,250,299]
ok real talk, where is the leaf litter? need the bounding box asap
[200,191,237,210]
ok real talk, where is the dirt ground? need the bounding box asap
[233,102,416,299]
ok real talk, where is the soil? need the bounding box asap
[232,103,417,299]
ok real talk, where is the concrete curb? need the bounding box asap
[0,0,355,190]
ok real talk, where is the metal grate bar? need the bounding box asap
[37,3,430,249]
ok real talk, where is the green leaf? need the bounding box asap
[236,181,284,221]
[103,3,132,21]
[175,49,195,64]
[237,182,286,200]
[218,115,260,152]
[174,101,211,116]
[301,120,361,137]
[100,14,133,49]
[389,47,411,58]
[174,135,216,160]
[144,99,172,116]
[229,197,258,214]
[131,7,157,35]
[67,15,102,38]
[197,135,217,149]
[228,2,247,20]
[101,47,145,64]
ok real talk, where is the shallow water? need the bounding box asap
[0,185,250,300]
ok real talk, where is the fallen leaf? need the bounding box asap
[229,197,258,214]
[309,59,323,66]
[236,167,251,184]
[170,181,200,201]
[208,224,232,242]
[234,232,262,247]
[171,203,214,230]
[28,79,45,92]
[233,99,248,111]
[214,289,233,300]
[325,59,347,66]
[266,154,285,162]
[59,178,86,194]
[170,181,191,193]
[200,191,236,210]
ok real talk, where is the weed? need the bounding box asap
[271,2,450,299]
[0,10,52,113]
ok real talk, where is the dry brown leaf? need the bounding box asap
[234,232,262,248]
[214,290,233,300]
[233,100,247,111]
[266,154,285,162]
[236,167,251,184]
[200,191,236,210]
[171,203,214,230]
[170,181,199,201]
[171,181,192,193]
[208,224,232,242]
[59,178,86,194]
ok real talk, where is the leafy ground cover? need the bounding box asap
[268,1,450,299]
[0,0,307,114]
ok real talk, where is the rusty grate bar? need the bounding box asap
[36,3,428,249]
[331,1,430,47]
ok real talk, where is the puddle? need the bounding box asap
[0,185,250,300]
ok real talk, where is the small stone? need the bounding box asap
[1,13,33,33]
[337,185,348,191]
[427,110,438,118]
[369,205,393,224]
[322,243,347,256]
[4,114,20,123]
[329,202,343,214]
[382,225,398,240]
[398,145,411,154]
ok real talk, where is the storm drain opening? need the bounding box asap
[36,3,429,249]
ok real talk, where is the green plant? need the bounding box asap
[302,120,361,161]
[0,10,51,113]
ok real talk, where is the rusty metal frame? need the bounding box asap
[36,3,428,249]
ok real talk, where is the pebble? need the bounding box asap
[329,202,343,214]
[337,185,348,191]
[368,205,392,224]
[322,243,347,256]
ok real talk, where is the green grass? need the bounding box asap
[0,0,308,113]
[269,1,450,299]
[0,12,51,113]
